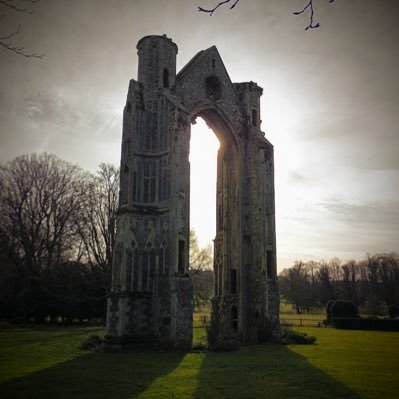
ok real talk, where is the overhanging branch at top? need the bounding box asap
[197,0,336,30]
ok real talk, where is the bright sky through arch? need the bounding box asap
[189,118,220,248]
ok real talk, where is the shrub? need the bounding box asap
[333,317,399,331]
[79,334,102,351]
[279,326,317,345]
[325,300,336,323]
[364,295,387,316]
[388,304,399,319]
[331,300,359,319]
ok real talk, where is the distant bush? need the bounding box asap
[333,317,399,331]
[279,326,317,345]
[388,304,399,319]
[331,300,359,319]
[326,300,336,323]
[79,334,103,351]
[0,320,14,330]
[364,295,387,316]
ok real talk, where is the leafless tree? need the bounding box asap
[0,153,85,276]
[189,229,214,308]
[198,0,336,30]
[0,0,44,58]
[189,229,213,275]
[76,163,119,275]
[279,261,315,314]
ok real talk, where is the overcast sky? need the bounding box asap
[1,0,398,271]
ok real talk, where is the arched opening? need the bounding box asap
[231,306,238,331]
[189,117,220,251]
[163,68,169,88]
[189,108,242,340]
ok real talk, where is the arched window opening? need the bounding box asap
[205,76,222,100]
[159,238,168,274]
[163,68,169,88]
[252,109,257,127]
[143,246,156,292]
[178,240,185,274]
[230,269,237,294]
[125,249,132,290]
[120,164,129,205]
[231,306,238,331]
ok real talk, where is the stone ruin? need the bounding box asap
[105,34,279,350]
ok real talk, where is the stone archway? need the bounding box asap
[105,35,279,349]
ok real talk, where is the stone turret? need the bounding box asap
[234,81,263,130]
[137,34,178,88]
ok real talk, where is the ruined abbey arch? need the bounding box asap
[105,35,279,349]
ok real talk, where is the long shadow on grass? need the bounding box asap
[194,344,361,399]
[0,350,185,399]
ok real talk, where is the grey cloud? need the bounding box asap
[288,170,315,185]
[319,199,399,232]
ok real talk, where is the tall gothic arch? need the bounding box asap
[105,35,279,349]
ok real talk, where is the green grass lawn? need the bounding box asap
[0,326,398,398]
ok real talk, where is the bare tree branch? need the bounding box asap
[0,0,44,58]
[0,0,36,15]
[294,0,335,30]
[198,0,240,16]
[198,0,335,30]
[0,25,44,58]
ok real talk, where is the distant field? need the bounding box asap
[1,324,398,398]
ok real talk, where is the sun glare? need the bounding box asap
[189,118,220,248]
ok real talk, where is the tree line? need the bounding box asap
[279,254,399,315]
[4,152,395,322]
[0,153,118,323]
[0,153,213,323]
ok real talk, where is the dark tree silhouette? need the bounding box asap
[189,229,214,309]
[0,0,44,58]
[198,0,336,30]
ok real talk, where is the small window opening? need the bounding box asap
[178,240,185,274]
[119,165,129,205]
[125,249,132,290]
[132,171,137,202]
[231,306,238,331]
[205,75,222,100]
[252,109,257,127]
[230,269,237,294]
[163,68,169,88]
[212,59,216,68]
[267,250,274,278]
[218,204,223,230]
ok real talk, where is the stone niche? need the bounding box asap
[104,34,279,350]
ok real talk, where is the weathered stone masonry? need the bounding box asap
[105,34,279,349]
